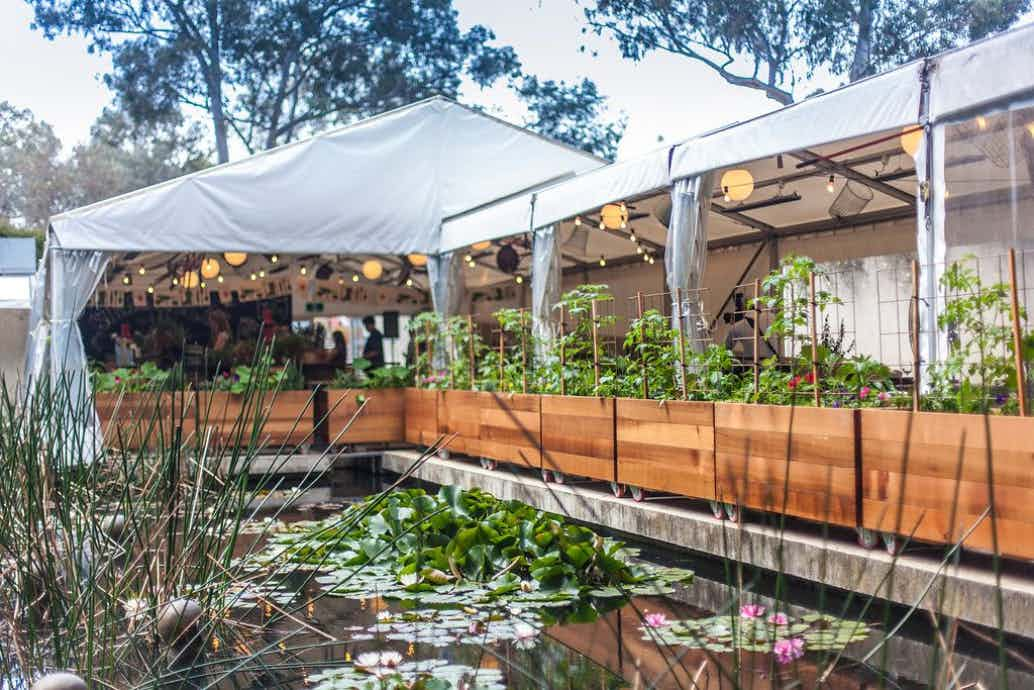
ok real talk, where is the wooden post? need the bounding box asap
[559,304,567,396]
[1008,249,1028,416]
[497,328,505,393]
[636,291,649,399]
[808,272,821,407]
[520,309,528,394]
[423,322,433,388]
[590,299,601,394]
[911,260,921,412]
[674,287,687,400]
[752,280,761,399]
[467,314,476,391]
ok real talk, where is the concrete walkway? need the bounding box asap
[382,449,1034,640]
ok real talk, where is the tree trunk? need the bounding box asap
[849,0,876,82]
[206,0,230,163]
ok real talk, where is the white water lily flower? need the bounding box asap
[355,650,404,678]
[399,572,419,586]
[376,610,392,622]
[519,580,538,593]
[513,622,537,649]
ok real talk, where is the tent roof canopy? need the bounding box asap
[49,97,604,256]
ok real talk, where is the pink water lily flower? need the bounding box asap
[643,612,670,628]
[859,386,871,400]
[767,612,789,625]
[773,637,805,665]
[740,604,766,619]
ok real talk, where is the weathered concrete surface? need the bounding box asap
[382,449,1034,640]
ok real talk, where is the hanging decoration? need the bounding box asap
[408,253,428,267]
[720,170,754,202]
[471,241,492,251]
[182,271,200,289]
[200,257,221,279]
[496,245,520,274]
[599,203,628,229]
[362,259,384,280]
[899,126,923,159]
[223,252,248,267]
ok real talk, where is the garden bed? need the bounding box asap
[859,409,1034,559]
[540,395,615,482]
[403,388,440,446]
[326,388,405,445]
[615,398,715,500]
[438,389,482,456]
[714,403,857,527]
[202,389,315,450]
[478,392,541,470]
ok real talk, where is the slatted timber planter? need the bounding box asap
[403,388,440,446]
[615,398,716,501]
[714,402,857,527]
[859,409,1034,559]
[540,395,615,482]
[478,392,541,470]
[96,391,192,450]
[437,389,482,456]
[326,388,405,445]
[202,390,315,450]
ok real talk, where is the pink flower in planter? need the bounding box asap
[767,612,789,625]
[787,376,801,390]
[114,376,122,384]
[877,391,890,402]
[859,386,871,400]
[643,612,670,628]
[740,604,765,619]
[773,637,805,665]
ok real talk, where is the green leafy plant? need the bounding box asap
[211,355,304,394]
[90,361,181,393]
[607,308,680,400]
[544,284,614,396]
[333,357,414,389]
[409,311,445,388]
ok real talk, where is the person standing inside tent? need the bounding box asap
[361,315,384,369]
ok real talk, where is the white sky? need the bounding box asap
[1,0,1029,162]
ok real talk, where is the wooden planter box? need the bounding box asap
[714,403,857,527]
[403,388,440,446]
[326,388,405,445]
[438,389,482,456]
[202,390,315,450]
[616,398,716,500]
[540,395,615,482]
[96,391,201,450]
[478,392,541,469]
[859,409,1034,559]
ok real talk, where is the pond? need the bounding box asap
[185,464,1030,690]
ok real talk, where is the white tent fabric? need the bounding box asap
[531,225,561,354]
[665,175,713,353]
[48,97,602,255]
[930,24,1034,122]
[439,146,669,253]
[669,61,924,181]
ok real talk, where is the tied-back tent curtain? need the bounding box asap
[531,224,561,357]
[427,250,466,370]
[665,174,714,354]
[33,246,110,462]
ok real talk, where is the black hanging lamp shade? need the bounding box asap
[496,245,520,274]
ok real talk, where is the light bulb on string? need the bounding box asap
[300,266,307,276]
[629,230,636,243]
[599,256,606,267]
[250,273,257,281]
[464,254,472,263]
[200,281,207,289]
[338,277,345,285]
[574,216,582,226]
[515,275,524,284]
[636,245,643,255]
[826,175,836,193]
[217,275,224,283]
[146,286,154,294]
[122,275,131,285]
[643,253,650,263]
[270,254,279,263]
[172,277,179,286]
[406,278,413,287]
[258,269,265,278]
[138,266,146,276]
[723,186,731,203]
[352,274,360,282]
[598,221,606,230]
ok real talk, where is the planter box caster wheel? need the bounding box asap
[610,482,627,498]
[856,528,879,549]
[479,458,497,471]
[552,471,566,485]
[630,486,646,502]
[710,501,726,520]
[882,532,900,555]
[724,503,740,523]
[541,469,554,483]
[437,449,450,460]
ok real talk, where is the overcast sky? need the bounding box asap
[2,1,1026,162]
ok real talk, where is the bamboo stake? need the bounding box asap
[911,259,921,412]
[1008,249,1028,416]
[752,279,760,399]
[520,309,528,394]
[423,322,432,388]
[636,292,649,399]
[559,303,567,396]
[467,314,476,391]
[808,272,821,407]
[590,299,601,394]
[674,287,687,400]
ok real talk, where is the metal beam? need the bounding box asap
[708,205,915,250]
[792,149,915,205]
[710,203,778,234]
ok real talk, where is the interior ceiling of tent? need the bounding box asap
[101,108,1034,294]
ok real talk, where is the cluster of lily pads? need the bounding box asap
[640,604,870,664]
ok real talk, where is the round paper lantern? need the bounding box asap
[200,257,220,279]
[600,203,628,229]
[407,253,428,267]
[900,126,923,158]
[223,252,247,267]
[471,241,492,251]
[182,271,200,289]
[362,259,384,280]
[720,169,754,202]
